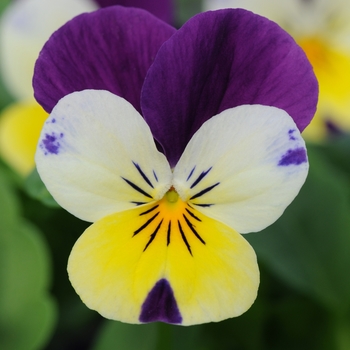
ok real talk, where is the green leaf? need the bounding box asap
[175,0,202,25]
[92,321,158,350]
[0,297,56,350]
[93,321,207,350]
[0,75,14,110]
[247,145,350,314]
[0,221,57,350]
[0,1,16,109]
[0,0,11,13]
[269,295,331,350]
[331,315,350,350]
[24,167,59,208]
[157,323,205,350]
[314,136,350,177]
[0,168,18,231]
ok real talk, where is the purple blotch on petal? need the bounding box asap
[41,132,63,155]
[288,129,296,140]
[278,147,307,166]
[139,278,182,324]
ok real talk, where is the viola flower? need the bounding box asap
[34,7,317,325]
[0,0,173,175]
[203,0,350,141]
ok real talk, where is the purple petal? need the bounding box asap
[93,0,174,24]
[141,9,318,166]
[139,279,182,324]
[33,6,176,113]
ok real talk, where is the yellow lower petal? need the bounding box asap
[0,102,48,175]
[68,193,259,325]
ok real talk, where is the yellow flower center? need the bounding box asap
[132,190,205,256]
[165,188,179,204]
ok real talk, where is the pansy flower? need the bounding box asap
[34,7,317,325]
[0,0,173,175]
[203,0,350,141]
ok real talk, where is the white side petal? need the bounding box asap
[0,0,97,100]
[173,105,308,233]
[35,90,172,222]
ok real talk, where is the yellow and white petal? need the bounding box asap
[299,37,350,132]
[271,0,342,38]
[0,101,48,175]
[202,0,340,39]
[202,0,273,15]
[328,0,350,50]
[202,0,284,32]
[173,105,308,234]
[68,193,259,325]
[35,89,172,222]
[0,0,97,100]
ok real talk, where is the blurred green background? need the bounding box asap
[1,0,350,349]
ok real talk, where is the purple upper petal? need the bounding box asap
[141,9,318,166]
[33,6,176,113]
[93,0,174,24]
